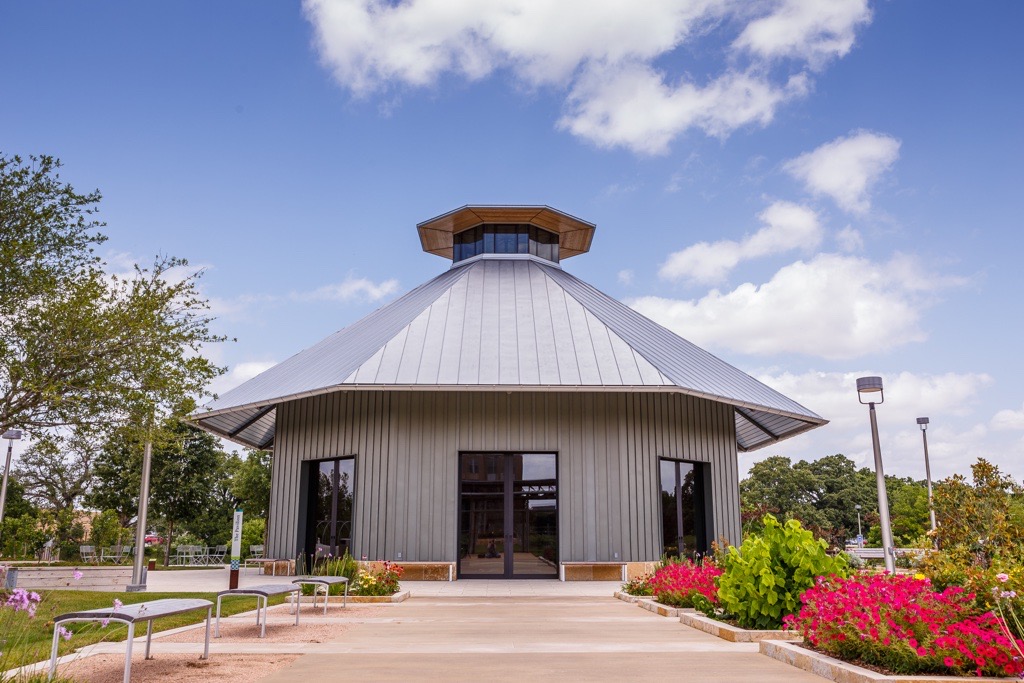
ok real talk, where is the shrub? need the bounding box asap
[707,514,848,629]
[785,573,1024,678]
[355,560,403,596]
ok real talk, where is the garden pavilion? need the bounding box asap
[191,206,827,579]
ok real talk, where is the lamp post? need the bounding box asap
[917,417,938,546]
[128,434,154,592]
[0,430,24,548]
[857,376,896,574]
[855,504,863,546]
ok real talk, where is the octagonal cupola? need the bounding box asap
[417,205,596,265]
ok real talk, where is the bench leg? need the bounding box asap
[323,585,329,616]
[145,620,154,659]
[215,596,223,638]
[48,623,61,680]
[202,607,211,660]
[123,623,135,683]
[260,597,267,638]
[343,581,348,609]
[295,592,300,627]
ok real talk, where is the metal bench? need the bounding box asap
[215,583,300,638]
[292,576,349,614]
[49,598,212,683]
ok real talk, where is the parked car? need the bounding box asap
[144,533,164,546]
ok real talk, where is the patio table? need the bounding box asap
[292,576,349,614]
[48,598,212,683]
[215,583,300,638]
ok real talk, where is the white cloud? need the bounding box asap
[293,274,400,303]
[618,269,634,286]
[835,226,863,252]
[559,65,809,155]
[743,369,997,480]
[302,0,872,154]
[991,403,1024,431]
[784,130,901,213]
[632,252,963,359]
[659,200,821,284]
[209,360,277,398]
[733,0,872,68]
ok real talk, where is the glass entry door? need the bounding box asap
[459,453,558,579]
[308,457,355,561]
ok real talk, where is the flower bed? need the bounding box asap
[619,559,720,609]
[784,573,1024,678]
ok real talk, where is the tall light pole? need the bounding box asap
[857,376,896,574]
[855,504,863,546]
[128,431,154,592]
[917,417,938,546]
[0,430,24,548]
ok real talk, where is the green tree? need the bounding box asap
[231,449,272,520]
[149,418,230,564]
[740,456,823,531]
[85,426,143,527]
[0,475,35,520]
[13,427,100,514]
[0,153,224,438]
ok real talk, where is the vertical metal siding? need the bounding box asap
[268,390,740,562]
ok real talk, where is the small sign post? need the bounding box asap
[229,507,243,589]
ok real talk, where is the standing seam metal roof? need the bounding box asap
[193,256,825,451]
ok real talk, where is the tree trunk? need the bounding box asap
[163,519,174,567]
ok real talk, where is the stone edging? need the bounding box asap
[759,639,1011,682]
[612,591,696,617]
[679,612,801,643]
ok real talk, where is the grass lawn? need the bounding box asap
[0,590,285,673]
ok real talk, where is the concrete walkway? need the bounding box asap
[90,576,824,682]
[254,597,824,682]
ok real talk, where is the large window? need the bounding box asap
[453,224,560,263]
[659,459,710,559]
[303,457,355,563]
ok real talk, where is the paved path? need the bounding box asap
[257,596,823,682]
[99,575,824,681]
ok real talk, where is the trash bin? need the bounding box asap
[148,559,156,571]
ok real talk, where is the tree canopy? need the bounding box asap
[0,153,225,438]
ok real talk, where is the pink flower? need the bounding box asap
[995,573,1009,583]
[57,626,73,641]
[72,570,83,581]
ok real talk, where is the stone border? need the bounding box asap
[637,599,694,618]
[760,639,1011,682]
[679,612,801,643]
[613,591,641,603]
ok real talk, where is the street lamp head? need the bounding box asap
[855,504,861,510]
[856,376,884,405]
[2,430,22,441]
[917,417,929,430]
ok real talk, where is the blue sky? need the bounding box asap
[3,1,1023,481]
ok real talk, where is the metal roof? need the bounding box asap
[192,255,826,451]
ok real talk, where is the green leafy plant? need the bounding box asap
[712,514,848,629]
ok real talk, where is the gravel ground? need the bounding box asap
[56,654,300,683]
[50,604,385,682]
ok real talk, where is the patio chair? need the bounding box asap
[79,545,98,564]
[120,545,134,564]
[208,545,227,565]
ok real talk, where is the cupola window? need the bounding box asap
[453,224,560,263]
